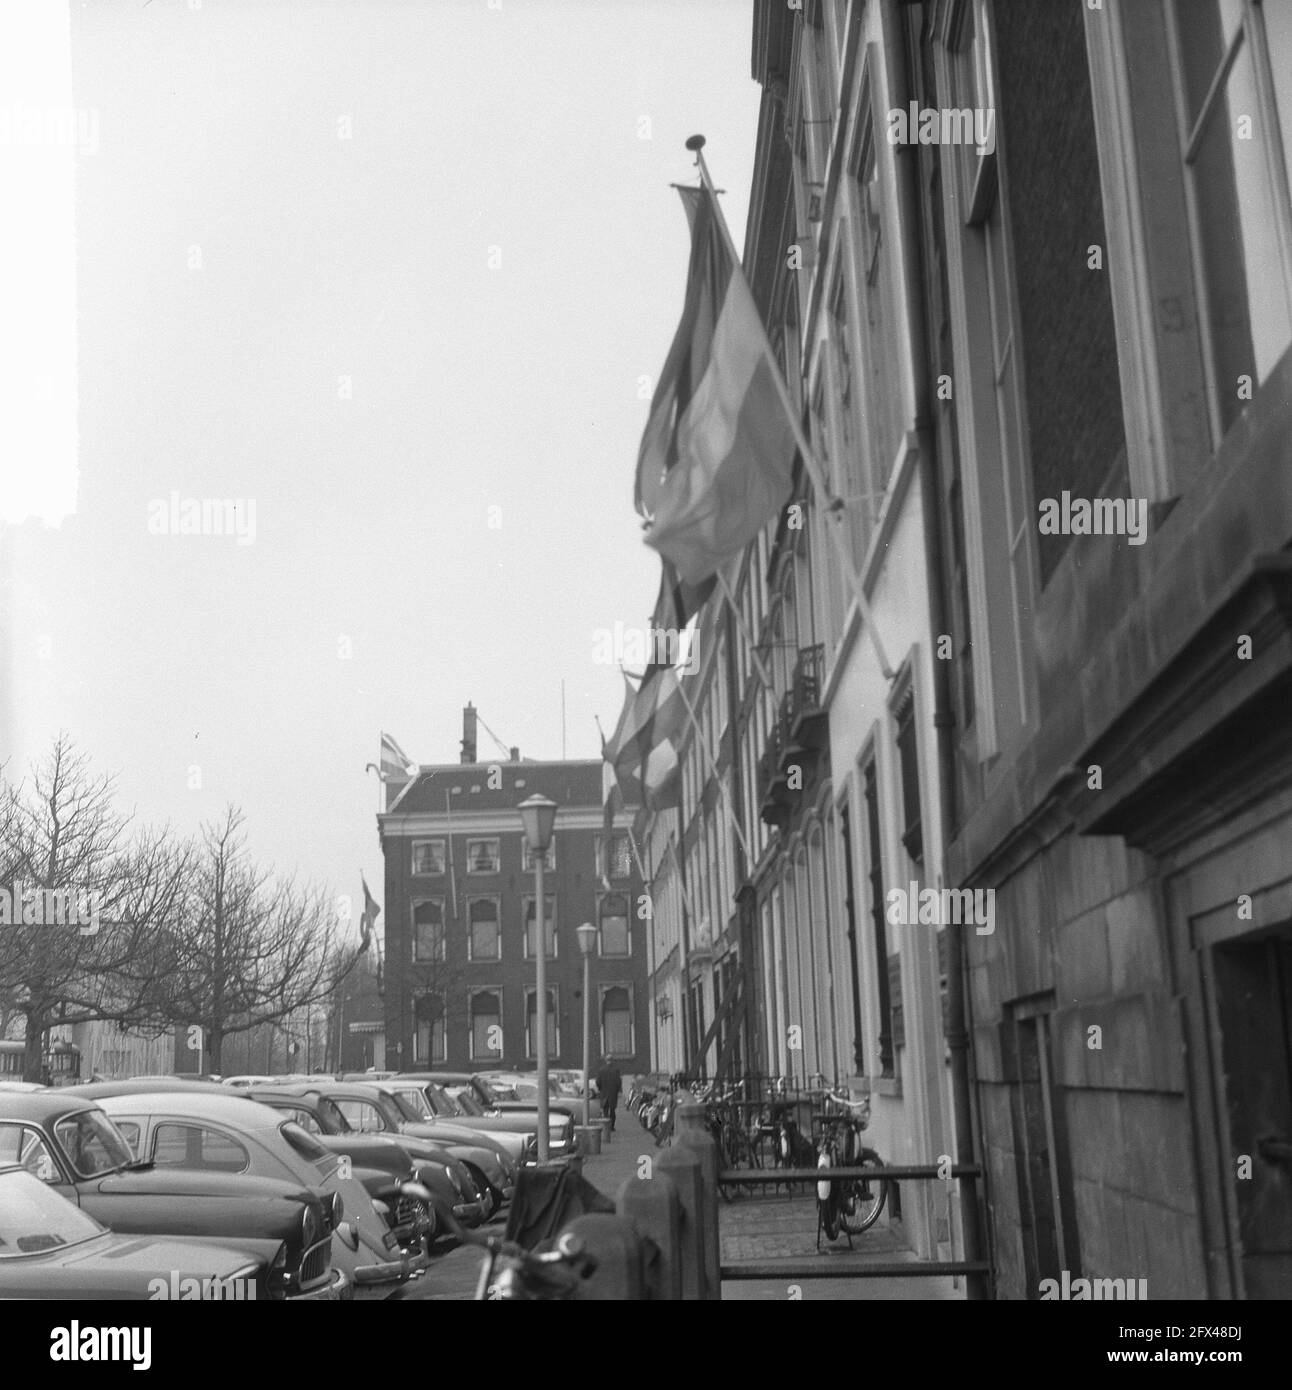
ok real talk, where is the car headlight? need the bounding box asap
[325,1191,344,1230]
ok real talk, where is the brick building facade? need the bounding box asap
[379,709,649,1077]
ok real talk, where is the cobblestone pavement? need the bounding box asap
[412,1122,967,1300]
[718,1188,964,1301]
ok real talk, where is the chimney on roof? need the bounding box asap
[461,703,477,764]
[510,746,519,762]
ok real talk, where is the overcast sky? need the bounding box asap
[0,0,759,926]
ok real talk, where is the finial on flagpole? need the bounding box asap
[685,134,706,153]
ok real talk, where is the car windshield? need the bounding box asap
[0,1169,105,1256]
[317,1097,350,1132]
[52,1110,134,1178]
[444,1086,482,1117]
[389,1089,431,1121]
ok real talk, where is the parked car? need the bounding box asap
[0,1165,334,1300]
[0,1091,345,1300]
[91,1090,427,1298]
[397,1073,574,1156]
[73,1076,450,1253]
[489,1069,603,1122]
[301,1080,541,1189]
[243,1085,499,1226]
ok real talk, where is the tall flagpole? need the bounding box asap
[685,134,895,682]
[672,670,753,865]
[715,567,774,691]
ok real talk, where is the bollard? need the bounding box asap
[575,1124,602,1156]
[669,1101,721,1300]
[617,1168,682,1299]
[656,1130,710,1299]
[562,1214,645,1299]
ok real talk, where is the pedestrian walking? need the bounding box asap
[595,1057,623,1134]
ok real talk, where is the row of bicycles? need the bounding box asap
[628,1073,890,1245]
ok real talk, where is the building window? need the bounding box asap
[599,893,630,957]
[466,838,500,874]
[601,985,634,1058]
[470,991,502,1061]
[412,898,445,962]
[862,756,895,1080]
[596,832,632,880]
[1169,0,1292,443]
[525,989,558,1059]
[893,686,924,866]
[414,992,446,1065]
[523,895,557,959]
[411,839,445,876]
[521,839,555,872]
[468,897,500,961]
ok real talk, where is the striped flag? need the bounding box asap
[359,874,381,954]
[635,183,796,586]
[654,556,716,632]
[378,732,417,782]
[605,666,686,815]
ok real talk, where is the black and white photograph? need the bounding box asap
[0,0,1288,1355]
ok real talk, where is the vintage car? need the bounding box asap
[245,1084,507,1221]
[485,1069,603,1122]
[0,1091,345,1300]
[71,1077,454,1252]
[300,1079,543,1180]
[395,1073,574,1156]
[91,1090,429,1299]
[0,1164,338,1300]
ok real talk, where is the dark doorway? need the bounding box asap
[1211,923,1292,1299]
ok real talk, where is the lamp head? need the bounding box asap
[517,793,558,855]
[575,921,598,958]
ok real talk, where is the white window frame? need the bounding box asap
[466,895,501,963]
[465,838,500,875]
[469,990,503,1063]
[410,839,445,876]
[411,896,445,963]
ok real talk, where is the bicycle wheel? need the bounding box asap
[838,1146,888,1234]
[817,1150,841,1240]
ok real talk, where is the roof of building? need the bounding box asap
[386,758,625,818]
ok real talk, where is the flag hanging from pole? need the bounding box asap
[359,874,380,954]
[378,732,417,782]
[654,555,717,633]
[635,183,796,586]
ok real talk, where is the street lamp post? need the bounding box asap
[576,921,598,1132]
[518,794,557,1162]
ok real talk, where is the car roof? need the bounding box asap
[0,1091,106,1123]
[67,1079,227,1100]
[94,1091,286,1130]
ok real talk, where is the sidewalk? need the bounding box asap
[584,1119,965,1301]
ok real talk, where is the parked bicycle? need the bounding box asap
[815,1090,888,1246]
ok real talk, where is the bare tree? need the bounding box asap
[151,806,355,1073]
[0,736,190,1081]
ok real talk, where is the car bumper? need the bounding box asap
[290,1268,351,1301]
[353,1248,431,1286]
